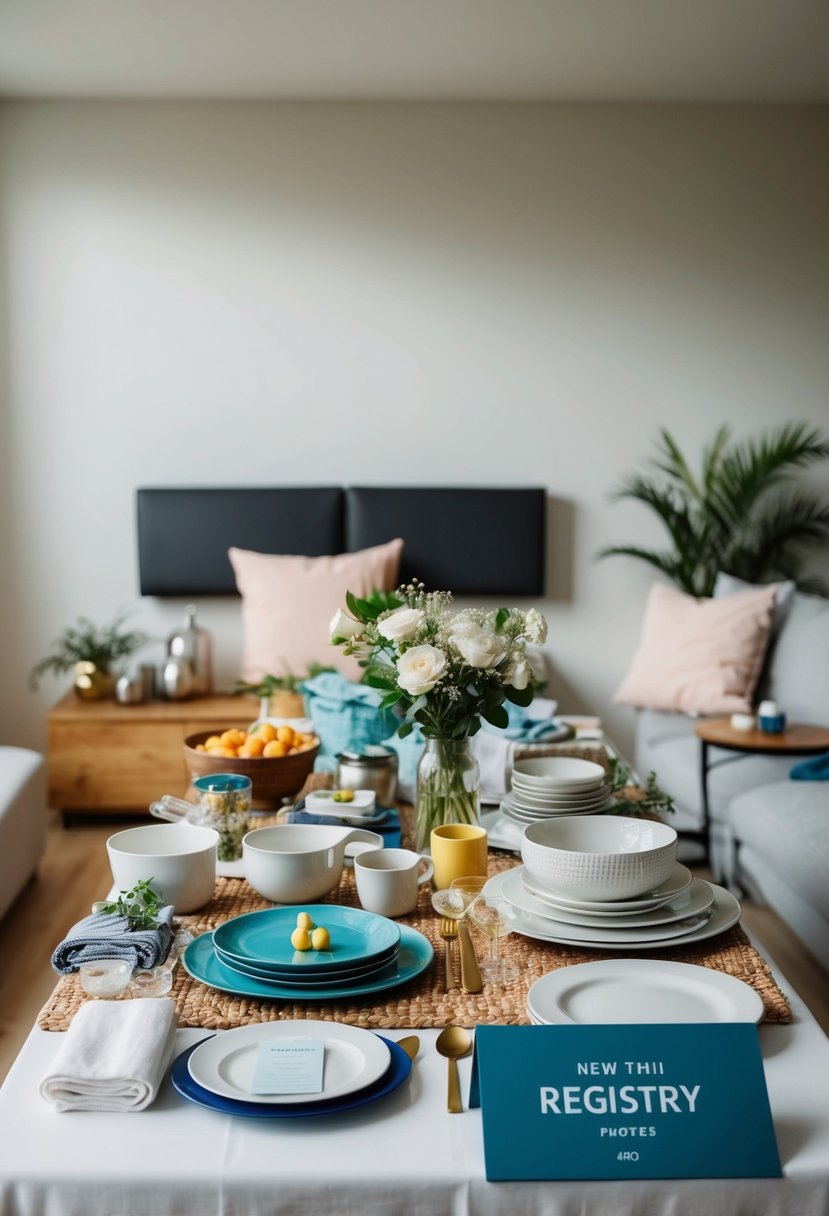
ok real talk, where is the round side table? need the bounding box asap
[694,718,829,868]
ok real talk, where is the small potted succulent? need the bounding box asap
[30,614,148,700]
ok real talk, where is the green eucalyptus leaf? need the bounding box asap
[481,703,509,729]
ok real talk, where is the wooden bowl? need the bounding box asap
[183,731,320,809]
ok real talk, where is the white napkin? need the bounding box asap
[39,997,178,1112]
[470,732,517,802]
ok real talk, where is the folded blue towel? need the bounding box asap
[51,905,175,975]
[790,752,829,781]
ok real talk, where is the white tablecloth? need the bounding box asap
[1,970,829,1215]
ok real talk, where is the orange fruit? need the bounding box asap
[220,728,246,749]
[263,740,288,758]
[195,744,206,753]
[204,735,222,750]
[240,734,266,758]
[276,726,295,747]
[255,722,278,744]
[207,746,237,758]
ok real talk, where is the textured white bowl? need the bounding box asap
[521,815,678,902]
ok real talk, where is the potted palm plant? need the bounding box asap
[598,422,829,595]
[30,614,148,700]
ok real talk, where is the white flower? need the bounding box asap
[450,620,506,670]
[396,645,447,696]
[329,608,364,644]
[525,608,548,645]
[504,656,531,691]
[377,606,425,645]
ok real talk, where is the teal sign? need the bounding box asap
[469,1024,781,1181]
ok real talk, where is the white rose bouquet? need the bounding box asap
[330,582,548,847]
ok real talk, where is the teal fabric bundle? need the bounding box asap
[301,672,399,761]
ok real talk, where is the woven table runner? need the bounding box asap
[38,847,792,1032]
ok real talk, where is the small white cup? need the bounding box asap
[354,848,434,918]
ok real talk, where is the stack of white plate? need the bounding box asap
[482,863,741,952]
[500,756,613,824]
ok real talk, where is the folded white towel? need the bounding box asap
[39,997,178,1112]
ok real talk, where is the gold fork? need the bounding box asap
[439,917,459,990]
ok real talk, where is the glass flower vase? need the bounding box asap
[415,737,480,853]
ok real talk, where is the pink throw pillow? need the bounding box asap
[230,539,403,682]
[614,582,778,715]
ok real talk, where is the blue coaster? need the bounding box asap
[287,807,402,849]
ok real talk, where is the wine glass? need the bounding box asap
[467,894,519,985]
[449,875,488,900]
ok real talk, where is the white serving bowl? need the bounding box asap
[243,824,383,904]
[512,756,607,790]
[107,823,218,913]
[521,815,678,902]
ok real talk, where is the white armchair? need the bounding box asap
[0,747,46,920]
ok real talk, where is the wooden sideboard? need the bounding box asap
[46,691,262,818]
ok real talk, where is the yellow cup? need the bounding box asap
[430,824,488,891]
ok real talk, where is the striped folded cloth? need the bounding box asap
[40,997,178,1112]
[51,905,175,975]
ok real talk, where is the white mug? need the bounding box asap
[354,848,434,918]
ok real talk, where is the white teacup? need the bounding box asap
[354,848,434,918]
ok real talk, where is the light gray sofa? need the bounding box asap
[633,575,829,972]
[0,747,46,921]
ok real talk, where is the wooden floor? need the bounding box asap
[1,812,828,1084]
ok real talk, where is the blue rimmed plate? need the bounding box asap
[214,946,399,987]
[213,905,400,973]
[171,1035,411,1118]
[183,924,433,1001]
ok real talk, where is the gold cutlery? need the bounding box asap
[436,1025,473,1113]
[457,919,483,994]
[439,916,458,990]
[397,1035,420,1062]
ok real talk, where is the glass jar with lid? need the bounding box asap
[335,746,398,807]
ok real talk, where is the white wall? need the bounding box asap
[1,102,827,761]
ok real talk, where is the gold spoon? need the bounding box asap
[397,1035,421,1062]
[436,1025,473,1113]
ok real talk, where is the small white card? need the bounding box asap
[250,1040,325,1095]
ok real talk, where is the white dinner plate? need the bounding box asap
[510,779,610,801]
[500,867,715,929]
[483,872,741,951]
[527,959,764,1024]
[501,802,604,825]
[505,791,612,813]
[187,1020,391,1106]
[522,862,693,913]
[495,867,714,941]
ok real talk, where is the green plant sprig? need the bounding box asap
[100,878,163,931]
[232,663,336,698]
[29,613,148,690]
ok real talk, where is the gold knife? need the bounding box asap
[457,920,483,993]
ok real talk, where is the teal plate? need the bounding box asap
[184,925,433,1001]
[213,905,400,973]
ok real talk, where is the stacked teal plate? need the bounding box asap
[183,905,433,1001]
